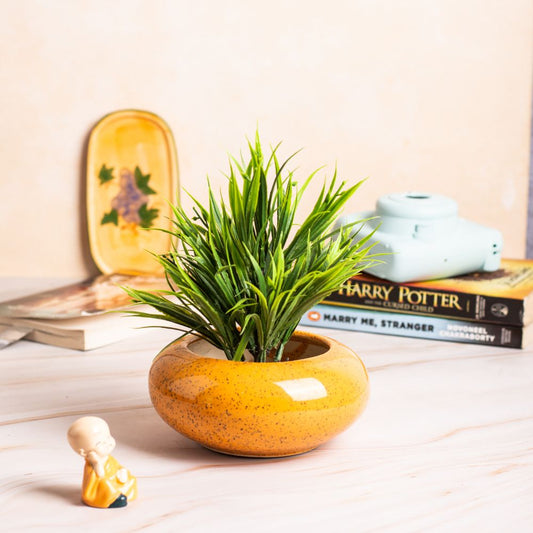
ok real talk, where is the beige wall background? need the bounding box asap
[1,0,532,277]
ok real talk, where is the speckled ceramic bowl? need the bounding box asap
[148,330,369,457]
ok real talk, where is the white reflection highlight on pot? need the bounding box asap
[274,378,328,401]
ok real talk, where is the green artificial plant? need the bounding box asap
[124,133,376,362]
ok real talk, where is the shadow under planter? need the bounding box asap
[149,330,369,458]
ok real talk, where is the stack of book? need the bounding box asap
[300,258,533,348]
[0,274,169,350]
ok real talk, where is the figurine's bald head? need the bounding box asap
[67,416,116,459]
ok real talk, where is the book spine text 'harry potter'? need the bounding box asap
[323,277,524,326]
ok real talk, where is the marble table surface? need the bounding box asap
[1,278,532,532]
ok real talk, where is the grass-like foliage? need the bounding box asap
[124,133,376,362]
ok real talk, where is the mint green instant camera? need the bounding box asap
[338,192,503,283]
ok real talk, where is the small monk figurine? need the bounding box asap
[67,416,137,508]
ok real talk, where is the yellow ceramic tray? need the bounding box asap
[87,110,179,275]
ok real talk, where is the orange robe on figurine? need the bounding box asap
[67,416,137,508]
[81,453,137,508]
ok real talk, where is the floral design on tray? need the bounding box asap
[98,164,159,229]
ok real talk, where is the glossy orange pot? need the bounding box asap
[149,330,369,457]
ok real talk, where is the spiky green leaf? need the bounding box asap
[124,132,378,362]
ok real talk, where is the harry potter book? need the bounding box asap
[323,259,533,327]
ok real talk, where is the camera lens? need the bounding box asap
[406,194,430,200]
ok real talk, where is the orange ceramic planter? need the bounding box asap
[149,330,369,457]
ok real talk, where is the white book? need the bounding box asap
[0,274,171,350]
[0,310,166,351]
